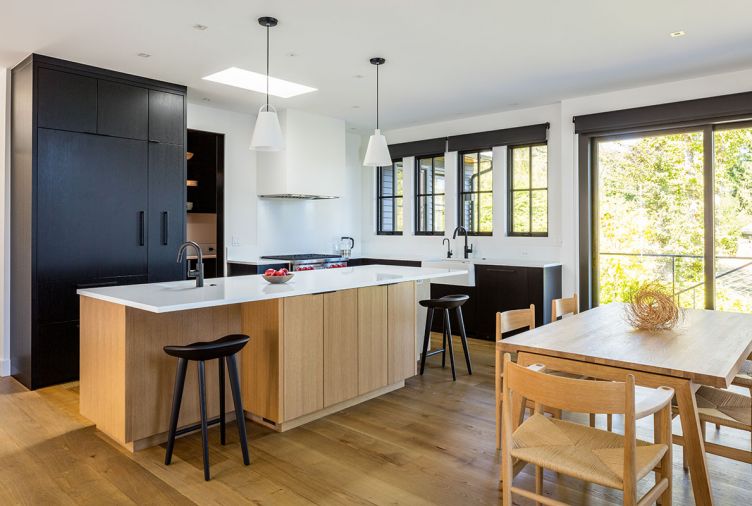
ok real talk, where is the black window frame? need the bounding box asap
[458,149,494,236]
[376,160,404,235]
[507,142,549,237]
[414,153,446,236]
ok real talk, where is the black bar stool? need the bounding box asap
[419,294,472,381]
[163,334,251,481]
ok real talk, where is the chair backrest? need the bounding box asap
[501,353,638,497]
[552,293,578,321]
[496,304,535,340]
[502,353,632,416]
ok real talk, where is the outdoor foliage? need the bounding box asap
[598,126,752,312]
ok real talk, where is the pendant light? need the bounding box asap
[250,16,284,151]
[363,57,392,167]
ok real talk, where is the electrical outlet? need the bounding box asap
[231,236,241,247]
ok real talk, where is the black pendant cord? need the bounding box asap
[376,64,379,130]
[266,24,270,109]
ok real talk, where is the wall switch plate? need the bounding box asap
[231,236,241,246]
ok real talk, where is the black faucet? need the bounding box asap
[452,226,473,259]
[442,238,453,259]
[177,241,205,287]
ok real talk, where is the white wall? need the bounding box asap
[0,68,8,376]
[188,102,363,260]
[367,67,752,298]
[186,102,258,259]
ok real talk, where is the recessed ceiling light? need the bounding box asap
[287,52,297,57]
[193,24,208,31]
[353,74,364,79]
[670,30,686,38]
[137,53,151,58]
[352,105,360,109]
[201,97,211,102]
[202,67,317,98]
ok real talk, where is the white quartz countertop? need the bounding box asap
[77,265,465,314]
[227,254,560,269]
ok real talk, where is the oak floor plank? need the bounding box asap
[0,334,750,505]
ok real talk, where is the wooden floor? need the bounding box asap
[0,336,750,505]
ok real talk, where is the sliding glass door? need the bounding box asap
[714,124,752,312]
[594,122,752,312]
[595,130,705,307]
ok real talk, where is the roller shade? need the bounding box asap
[573,91,752,135]
[447,123,549,152]
[388,137,447,159]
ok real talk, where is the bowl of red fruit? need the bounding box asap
[262,268,294,284]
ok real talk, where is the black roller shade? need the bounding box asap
[573,91,752,135]
[447,123,549,152]
[388,137,447,159]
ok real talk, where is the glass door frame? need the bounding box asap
[580,118,752,311]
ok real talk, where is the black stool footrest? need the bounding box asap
[424,348,445,358]
[174,416,224,437]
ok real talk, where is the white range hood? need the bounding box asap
[256,109,346,199]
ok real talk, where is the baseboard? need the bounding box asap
[0,358,9,377]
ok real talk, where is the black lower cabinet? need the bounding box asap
[34,322,80,387]
[473,264,562,340]
[227,262,289,276]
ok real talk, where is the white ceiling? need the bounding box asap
[2,0,752,131]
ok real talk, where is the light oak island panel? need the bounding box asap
[80,277,423,450]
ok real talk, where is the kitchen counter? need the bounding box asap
[227,254,560,269]
[78,266,464,451]
[77,265,461,313]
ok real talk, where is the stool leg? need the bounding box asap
[219,357,226,445]
[420,308,434,375]
[441,327,447,368]
[455,307,472,375]
[444,309,456,381]
[197,360,210,481]
[226,354,251,465]
[165,357,187,465]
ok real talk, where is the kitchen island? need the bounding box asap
[77,265,463,451]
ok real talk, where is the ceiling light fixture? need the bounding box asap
[670,30,686,38]
[250,16,285,152]
[137,53,151,58]
[363,57,392,167]
[193,24,208,31]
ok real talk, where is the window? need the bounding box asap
[459,150,493,235]
[415,155,445,235]
[509,144,548,236]
[377,161,404,234]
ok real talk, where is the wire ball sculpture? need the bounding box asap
[623,282,683,331]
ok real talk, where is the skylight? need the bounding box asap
[202,67,317,98]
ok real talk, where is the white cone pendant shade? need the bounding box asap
[250,105,284,151]
[363,57,391,167]
[363,129,392,166]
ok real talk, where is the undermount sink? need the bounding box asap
[421,259,475,287]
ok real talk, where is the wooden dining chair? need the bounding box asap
[679,355,751,466]
[495,305,537,450]
[500,354,674,506]
[551,293,578,321]
[552,293,615,432]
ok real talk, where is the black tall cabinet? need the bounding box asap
[10,55,187,389]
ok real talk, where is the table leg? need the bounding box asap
[675,380,714,506]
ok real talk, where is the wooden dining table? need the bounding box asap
[496,303,752,506]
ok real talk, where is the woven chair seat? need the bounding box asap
[694,386,751,430]
[510,414,667,490]
[734,360,752,388]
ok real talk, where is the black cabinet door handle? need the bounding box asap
[139,211,145,246]
[161,211,169,245]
